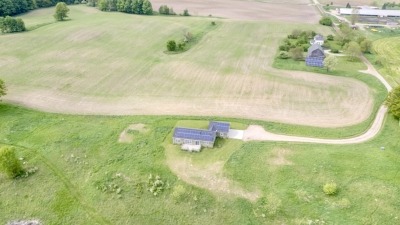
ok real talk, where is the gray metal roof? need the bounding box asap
[208,121,230,133]
[314,34,324,41]
[307,44,325,56]
[339,8,400,17]
[173,127,216,142]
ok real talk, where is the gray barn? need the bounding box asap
[306,44,325,67]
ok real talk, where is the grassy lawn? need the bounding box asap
[272,56,388,138]
[370,36,400,86]
[0,103,399,224]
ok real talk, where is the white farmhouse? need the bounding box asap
[310,34,324,46]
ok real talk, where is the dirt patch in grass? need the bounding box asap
[118,123,148,143]
[167,158,260,201]
[268,148,293,166]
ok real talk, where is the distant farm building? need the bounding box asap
[339,8,400,17]
[305,44,325,68]
[310,34,324,46]
[172,121,230,151]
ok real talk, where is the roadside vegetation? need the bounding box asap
[385,85,400,119]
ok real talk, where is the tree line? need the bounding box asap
[93,0,153,15]
[0,0,76,17]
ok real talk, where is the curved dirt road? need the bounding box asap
[244,58,392,144]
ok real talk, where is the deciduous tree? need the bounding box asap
[167,40,176,51]
[385,85,400,119]
[324,55,338,72]
[345,41,361,61]
[0,79,6,99]
[319,16,332,26]
[289,47,304,61]
[0,147,24,179]
[360,39,372,53]
[54,2,69,21]
[142,0,152,15]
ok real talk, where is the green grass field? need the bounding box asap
[1,103,399,224]
[0,3,399,225]
[0,5,378,129]
[371,37,400,86]
[272,55,387,137]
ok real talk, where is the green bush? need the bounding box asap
[159,5,170,15]
[0,16,26,33]
[278,51,289,59]
[147,174,167,196]
[323,182,338,195]
[177,42,186,50]
[330,47,339,53]
[279,45,290,51]
[0,147,24,178]
[319,17,333,26]
[327,34,334,41]
[166,40,176,51]
[183,9,190,16]
[302,44,311,52]
[211,21,216,26]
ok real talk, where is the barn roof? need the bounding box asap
[339,8,400,17]
[173,127,216,142]
[208,121,230,133]
[314,34,324,41]
[307,44,324,56]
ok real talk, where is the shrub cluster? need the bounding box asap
[98,0,153,15]
[0,147,24,178]
[319,16,333,26]
[147,174,167,196]
[166,31,195,52]
[0,16,26,33]
[159,5,175,15]
[278,29,317,60]
[323,182,338,195]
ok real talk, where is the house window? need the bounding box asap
[195,141,200,145]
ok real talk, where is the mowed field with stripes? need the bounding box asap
[0,5,373,127]
[373,37,400,85]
